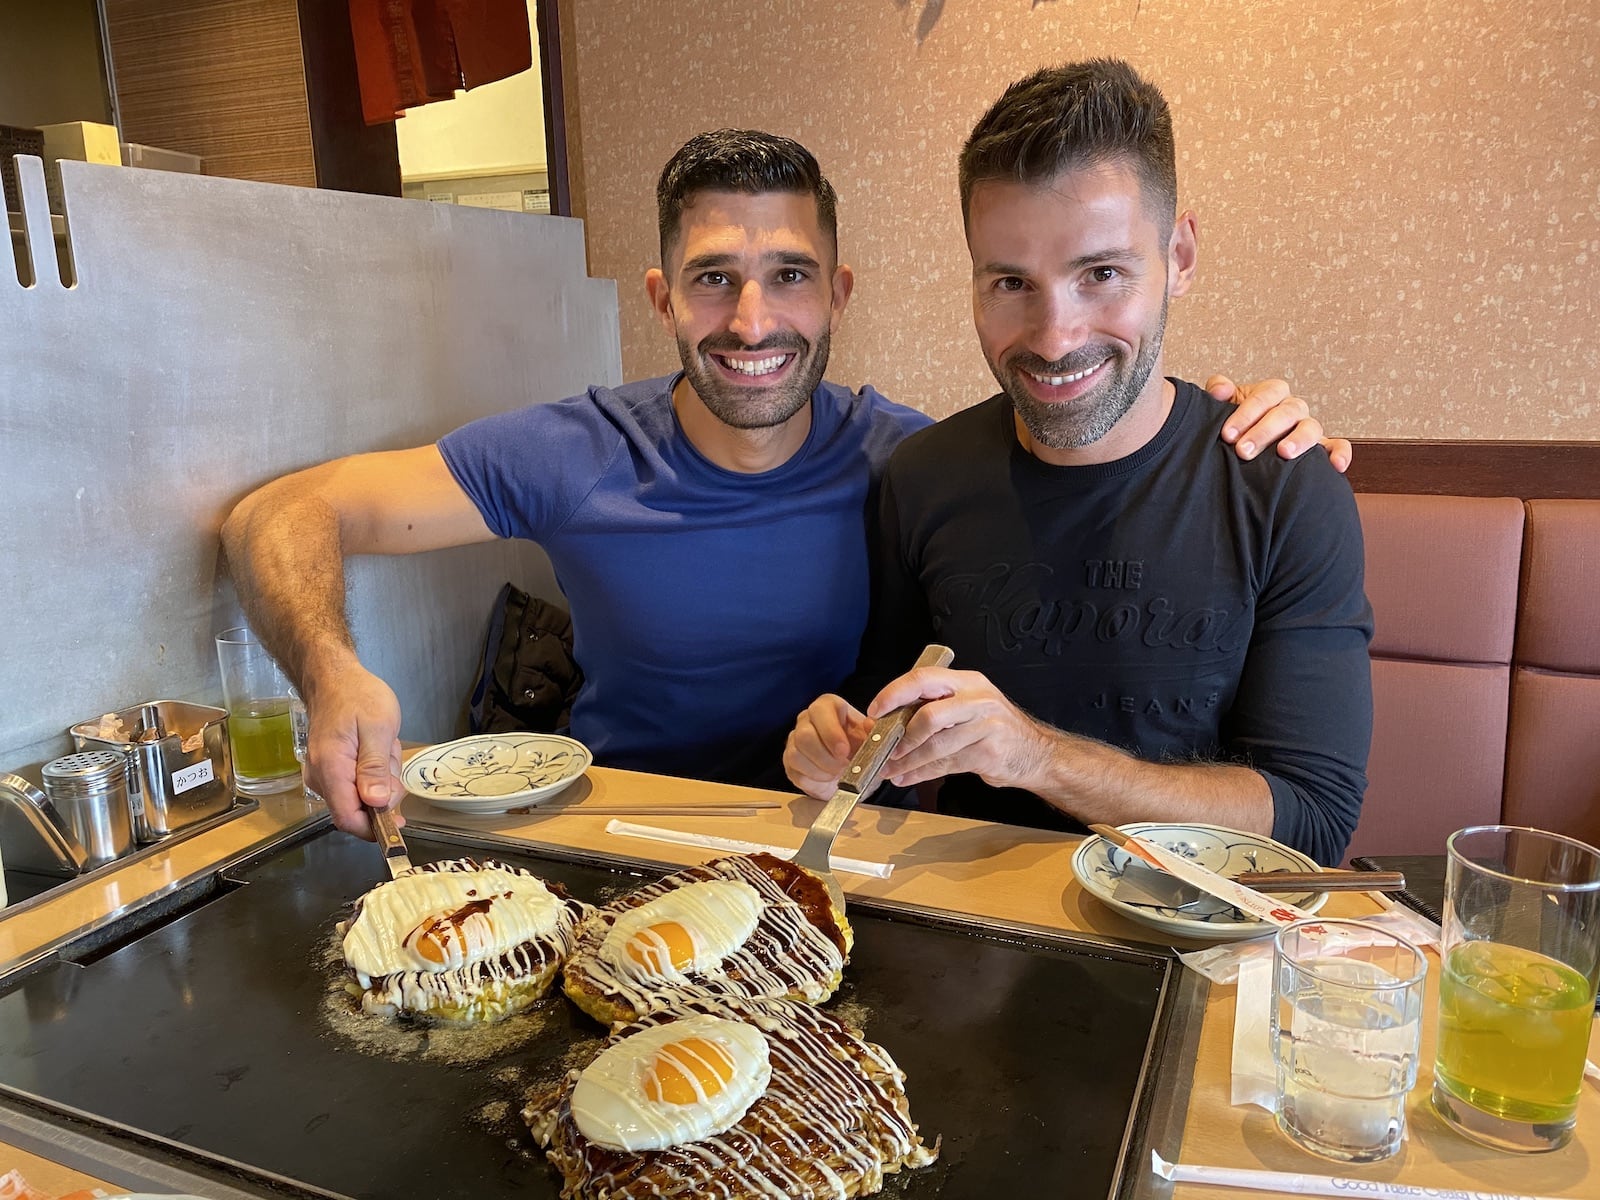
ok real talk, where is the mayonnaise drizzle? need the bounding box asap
[340,857,586,1019]
[567,855,847,1019]
[598,880,763,981]
[569,1014,772,1151]
[534,997,938,1198]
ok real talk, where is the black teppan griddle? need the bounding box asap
[0,826,1200,1199]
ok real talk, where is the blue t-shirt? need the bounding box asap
[438,374,931,783]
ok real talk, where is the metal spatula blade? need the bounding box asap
[793,644,955,911]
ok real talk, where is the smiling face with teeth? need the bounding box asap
[646,190,853,471]
[967,158,1197,465]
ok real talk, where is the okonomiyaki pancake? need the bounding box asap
[339,857,588,1023]
[561,853,852,1025]
[524,996,938,1199]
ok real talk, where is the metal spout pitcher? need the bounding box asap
[0,772,93,876]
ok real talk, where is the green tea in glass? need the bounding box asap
[215,627,302,796]
[1432,826,1600,1152]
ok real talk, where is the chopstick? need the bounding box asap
[1089,826,1404,892]
[510,801,782,817]
[1234,871,1406,892]
[603,819,895,879]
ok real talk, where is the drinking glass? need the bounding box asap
[1272,918,1427,1162]
[287,686,325,804]
[1432,825,1600,1152]
[214,627,302,796]
[288,686,309,764]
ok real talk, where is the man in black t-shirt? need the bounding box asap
[784,60,1372,864]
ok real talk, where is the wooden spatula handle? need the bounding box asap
[370,804,406,854]
[839,644,955,796]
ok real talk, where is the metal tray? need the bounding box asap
[0,825,1204,1199]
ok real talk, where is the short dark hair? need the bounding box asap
[656,129,838,264]
[958,59,1176,232]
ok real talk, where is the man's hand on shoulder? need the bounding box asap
[301,657,405,840]
[1208,375,1353,474]
[868,667,1052,791]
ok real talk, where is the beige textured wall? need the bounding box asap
[568,0,1599,438]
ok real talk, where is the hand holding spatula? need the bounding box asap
[794,645,955,911]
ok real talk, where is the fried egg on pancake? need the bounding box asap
[569,1013,771,1151]
[598,880,763,982]
[339,857,588,1023]
[562,853,852,1025]
[525,997,938,1199]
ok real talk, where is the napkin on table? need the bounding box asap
[1231,954,1278,1110]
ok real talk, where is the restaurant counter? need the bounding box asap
[0,766,1594,1198]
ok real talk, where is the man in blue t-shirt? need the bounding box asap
[223,129,1341,839]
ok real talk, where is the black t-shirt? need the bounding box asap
[855,379,1373,864]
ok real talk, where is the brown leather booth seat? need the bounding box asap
[1346,494,1600,860]
[1502,501,1600,848]
[1345,494,1524,860]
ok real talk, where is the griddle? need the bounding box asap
[0,825,1201,1199]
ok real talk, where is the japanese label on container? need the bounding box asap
[171,759,215,795]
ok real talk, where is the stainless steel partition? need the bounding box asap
[0,156,621,774]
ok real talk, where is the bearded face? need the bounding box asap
[966,163,1187,462]
[651,190,848,440]
[675,327,831,430]
[987,296,1167,451]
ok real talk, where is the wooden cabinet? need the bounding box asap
[103,0,399,194]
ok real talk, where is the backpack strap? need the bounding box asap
[468,581,524,733]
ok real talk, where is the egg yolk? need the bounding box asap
[643,1037,737,1105]
[625,921,697,973]
[410,919,452,964]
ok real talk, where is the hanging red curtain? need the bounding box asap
[348,0,534,125]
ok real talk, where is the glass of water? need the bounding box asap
[286,687,324,804]
[1271,918,1427,1162]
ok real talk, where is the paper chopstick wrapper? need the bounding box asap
[603,820,894,879]
[1230,955,1278,1110]
[1181,909,1440,987]
[1151,1150,1576,1199]
[1116,829,1318,926]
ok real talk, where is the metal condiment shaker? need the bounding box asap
[41,750,135,867]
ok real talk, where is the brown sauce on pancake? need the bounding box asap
[563,854,851,1022]
[529,997,938,1198]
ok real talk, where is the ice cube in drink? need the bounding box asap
[1434,940,1593,1135]
[1275,957,1423,1163]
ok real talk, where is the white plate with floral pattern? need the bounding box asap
[1072,821,1330,942]
[401,733,591,814]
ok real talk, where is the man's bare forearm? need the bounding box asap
[220,479,359,698]
[221,448,492,832]
[220,447,495,700]
[1024,723,1275,834]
